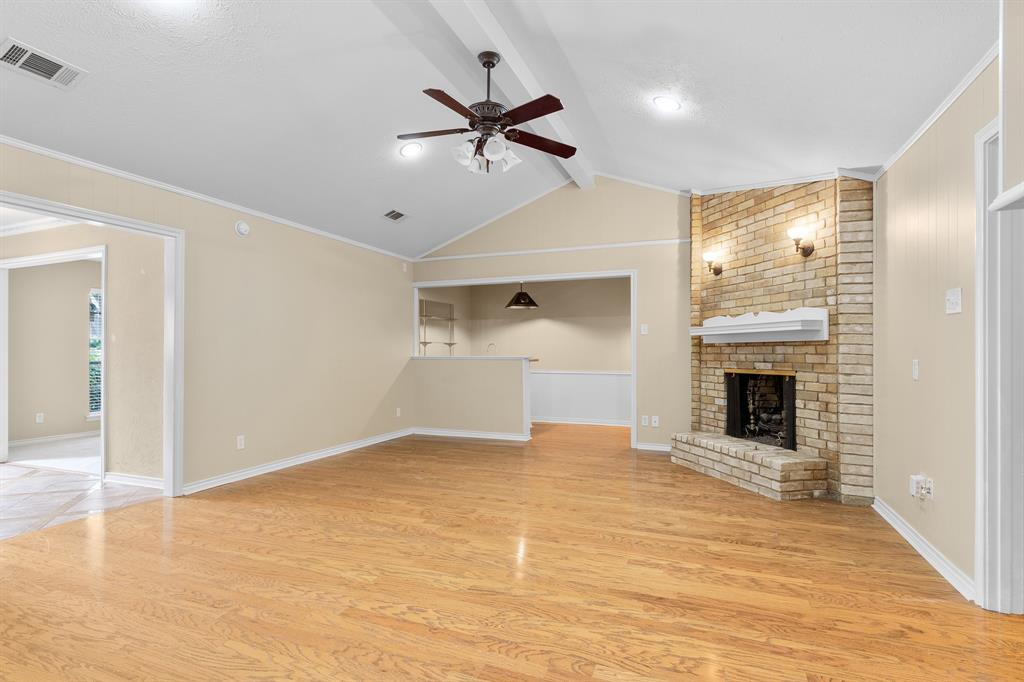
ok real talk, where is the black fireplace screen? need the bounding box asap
[725,372,796,450]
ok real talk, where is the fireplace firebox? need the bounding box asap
[725,371,796,451]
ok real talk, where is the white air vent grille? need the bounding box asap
[0,38,86,90]
[383,210,407,223]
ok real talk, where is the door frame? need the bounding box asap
[0,246,107,483]
[0,191,185,496]
[973,118,1024,614]
[413,269,639,449]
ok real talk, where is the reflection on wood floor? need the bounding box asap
[0,424,1020,680]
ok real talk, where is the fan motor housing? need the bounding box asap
[469,101,508,137]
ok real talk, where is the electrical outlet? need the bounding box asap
[945,287,962,314]
[641,415,649,426]
[912,359,920,381]
[396,407,401,417]
[651,415,659,427]
[923,478,934,499]
[35,413,44,424]
[236,435,246,450]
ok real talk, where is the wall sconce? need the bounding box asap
[702,250,723,276]
[787,225,814,257]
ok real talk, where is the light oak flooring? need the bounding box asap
[0,424,1020,680]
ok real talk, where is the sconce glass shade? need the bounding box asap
[702,250,722,263]
[505,283,539,309]
[787,225,811,241]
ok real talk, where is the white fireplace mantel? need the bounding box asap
[690,307,829,344]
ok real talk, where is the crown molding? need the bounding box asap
[879,42,999,177]
[692,171,838,196]
[0,135,412,262]
[593,172,691,197]
[0,215,77,236]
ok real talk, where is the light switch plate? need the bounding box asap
[641,415,649,426]
[912,359,920,381]
[236,435,246,450]
[651,416,659,427]
[945,287,962,314]
[640,323,649,335]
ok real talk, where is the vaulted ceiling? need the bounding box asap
[0,1,998,257]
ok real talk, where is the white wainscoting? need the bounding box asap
[530,370,632,427]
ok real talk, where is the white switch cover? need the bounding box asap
[396,407,401,417]
[945,287,962,314]
[651,416,659,427]
[640,323,649,335]
[35,413,44,424]
[236,435,246,450]
[641,415,649,426]
[912,359,920,380]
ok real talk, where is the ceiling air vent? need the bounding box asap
[383,209,407,223]
[0,38,86,90]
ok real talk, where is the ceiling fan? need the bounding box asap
[396,51,577,174]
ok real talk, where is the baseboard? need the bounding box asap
[872,497,975,602]
[412,428,530,442]
[105,472,163,489]
[9,430,99,447]
[183,428,414,495]
[635,442,672,453]
[532,417,631,427]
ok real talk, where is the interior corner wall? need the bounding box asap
[1003,0,1024,189]
[415,176,692,446]
[874,59,999,577]
[0,143,416,486]
[3,225,163,477]
[8,259,101,441]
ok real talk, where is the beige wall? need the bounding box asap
[417,177,691,445]
[1,143,415,485]
[875,60,998,576]
[411,358,526,435]
[1004,0,1024,188]
[3,224,166,477]
[9,260,101,441]
[467,279,630,371]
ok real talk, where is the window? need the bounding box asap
[89,288,102,416]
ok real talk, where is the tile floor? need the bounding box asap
[8,434,102,476]
[0,463,161,540]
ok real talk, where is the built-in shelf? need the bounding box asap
[419,299,457,356]
[690,307,829,344]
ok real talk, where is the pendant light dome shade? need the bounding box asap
[505,283,539,309]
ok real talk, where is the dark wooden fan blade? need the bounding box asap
[397,128,471,140]
[505,129,576,159]
[423,89,478,121]
[503,94,563,126]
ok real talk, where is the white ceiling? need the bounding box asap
[0,1,998,257]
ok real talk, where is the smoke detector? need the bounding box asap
[0,38,86,90]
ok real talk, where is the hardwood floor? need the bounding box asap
[1,424,1020,680]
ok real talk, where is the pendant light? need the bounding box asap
[505,282,539,309]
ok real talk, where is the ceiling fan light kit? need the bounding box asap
[397,50,577,175]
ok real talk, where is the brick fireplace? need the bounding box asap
[683,178,874,505]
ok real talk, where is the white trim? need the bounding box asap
[692,171,837,196]
[873,497,975,603]
[880,42,999,177]
[1,191,186,497]
[0,269,6,463]
[416,238,687,263]
[414,269,636,289]
[0,245,104,269]
[974,120,1024,614]
[836,167,882,183]
[0,216,76,236]
[412,428,530,442]
[635,442,672,453]
[86,412,100,422]
[520,358,532,438]
[416,180,572,259]
[104,472,163,489]
[629,272,638,449]
[533,417,631,427]
[690,307,829,343]
[0,135,412,263]
[410,355,531,361]
[593,172,690,197]
[530,370,631,376]
[989,180,1024,212]
[183,429,415,495]
[8,430,99,447]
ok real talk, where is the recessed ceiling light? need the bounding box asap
[399,142,423,159]
[652,96,682,112]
